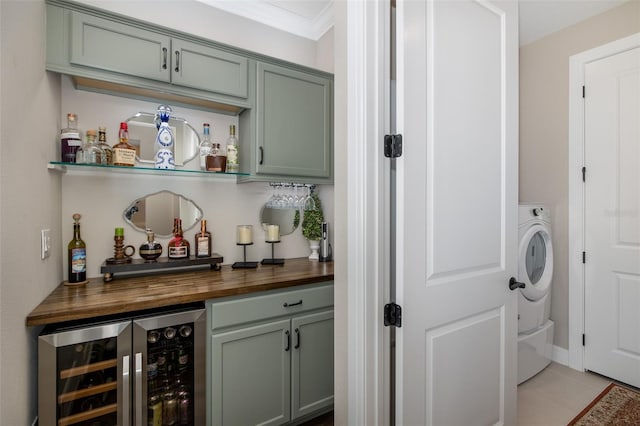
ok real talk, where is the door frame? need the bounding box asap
[567,32,640,372]
[343,1,389,425]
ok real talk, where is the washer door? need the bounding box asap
[518,224,553,301]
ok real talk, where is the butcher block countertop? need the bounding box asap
[26,258,334,327]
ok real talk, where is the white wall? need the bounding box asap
[0,2,62,424]
[1,1,334,423]
[519,0,640,350]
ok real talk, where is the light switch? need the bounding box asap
[41,229,51,260]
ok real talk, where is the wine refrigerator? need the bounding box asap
[38,304,205,426]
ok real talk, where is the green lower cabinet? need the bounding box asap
[211,319,291,426]
[208,283,334,425]
[291,311,334,419]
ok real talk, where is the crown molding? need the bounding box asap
[195,0,333,41]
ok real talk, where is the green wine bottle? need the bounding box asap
[68,213,86,283]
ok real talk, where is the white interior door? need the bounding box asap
[395,1,519,425]
[584,47,640,388]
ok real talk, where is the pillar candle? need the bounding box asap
[266,224,280,242]
[237,225,253,244]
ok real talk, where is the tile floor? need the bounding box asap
[303,362,612,426]
[517,361,611,425]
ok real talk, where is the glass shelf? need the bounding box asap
[48,162,249,179]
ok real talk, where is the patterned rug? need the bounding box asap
[568,383,640,425]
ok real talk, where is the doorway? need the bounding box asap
[568,33,640,385]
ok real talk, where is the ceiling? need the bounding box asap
[196,0,628,45]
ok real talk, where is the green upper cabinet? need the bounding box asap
[69,11,172,83]
[171,39,248,99]
[46,2,251,112]
[254,62,333,182]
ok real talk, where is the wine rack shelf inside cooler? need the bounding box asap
[58,403,117,426]
[59,359,117,380]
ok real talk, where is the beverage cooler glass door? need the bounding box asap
[133,309,205,426]
[38,321,133,426]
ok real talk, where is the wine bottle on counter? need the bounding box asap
[60,113,82,163]
[194,219,211,258]
[67,213,86,283]
[112,122,136,167]
[199,123,214,171]
[225,124,239,173]
[168,218,190,259]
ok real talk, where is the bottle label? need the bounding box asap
[227,145,238,165]
[197,237,210,256]
[71,248,86,273]
[168,246,188,258]
[140,247,162,256]
[113,148,136,165]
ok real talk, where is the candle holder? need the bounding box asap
[261,240,284,265]
[105,228,135,265]
[232,243,258,269]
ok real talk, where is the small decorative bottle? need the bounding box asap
[168,218,190,259]
[154,105,175,169]
[225,124,239,173]
[139,228,163,262]
[194,219,212,258]
[97,126,113,165]
[199,123,214,171]
[206,142,226,172]
[67,213,86,284]
[112,122,137,166]
[61,113,82,163]
[78,129,105,165]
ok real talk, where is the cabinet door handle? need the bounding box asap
[135,352,143,426]
[283,300,302,308]
[284,330,290,351]
[294,328,300,349]
[122,355,130,426]
[259,146,264,165]
[174,51,180,72]
[162,47,167,70]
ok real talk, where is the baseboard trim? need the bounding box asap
[552,345,569,366]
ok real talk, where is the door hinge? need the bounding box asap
[583,252,586,263]
[582,85,585,98]
[582,166,586,182]
[384,134,403,158]
[582,333,586,346]
[384,303,402,327]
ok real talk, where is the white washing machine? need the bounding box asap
[517,203,554,384]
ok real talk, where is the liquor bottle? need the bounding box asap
[206,142,226,172]
[78,129,105,165]
[112,122,136,167]
[139,228,163,262]
[199,123,214,171]
[168,218,190,259]
[67,213,86,283]
[60,113,82,163]
[97,126,113,165]
[225,124,239,173]
[194,219,211,258]
[154,104,176,169]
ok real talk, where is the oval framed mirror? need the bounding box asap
[125,112,200,166]
[259,206,300,237]
[124,190,203,237]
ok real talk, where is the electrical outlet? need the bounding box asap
[41,229,51,260]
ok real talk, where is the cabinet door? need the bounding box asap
[211,319,291,426]
[291,310,334,420]
[70,11,171,82]
[256,62,332,179]
[171,39,249,98]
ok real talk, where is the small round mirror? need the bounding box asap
[124,190,203,237]
[259,206,300,237]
